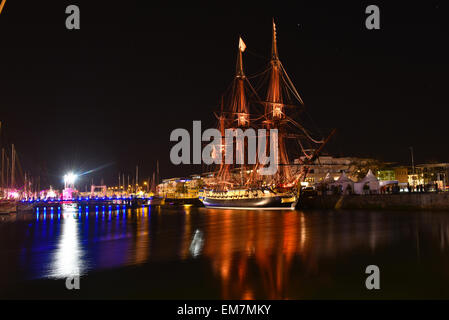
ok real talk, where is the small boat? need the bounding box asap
[0,200,17,214]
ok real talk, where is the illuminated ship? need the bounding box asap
[199,20,335,210]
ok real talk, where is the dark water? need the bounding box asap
[1,204,449,299]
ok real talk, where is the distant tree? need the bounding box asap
[349,159,385,180]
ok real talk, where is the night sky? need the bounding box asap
[1,1,448,188]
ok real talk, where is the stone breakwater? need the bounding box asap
[300,193,449,211]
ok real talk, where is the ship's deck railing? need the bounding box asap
[201,189,293,200]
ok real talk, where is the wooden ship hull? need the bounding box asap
[200,194,296,210]
[199,188,297,210]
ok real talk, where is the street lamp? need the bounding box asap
[409,146,415,174]
[64,172,77,188]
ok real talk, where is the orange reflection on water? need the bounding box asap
[201,210,309,299]
[133,207,150,265]
[179,206,192,260]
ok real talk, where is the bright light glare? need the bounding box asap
[64,172,77,184]
[47,190,56,198]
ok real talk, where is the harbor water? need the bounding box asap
[1,205,449,299]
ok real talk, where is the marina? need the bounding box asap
[1,2,449,303]
[1,21,447,214]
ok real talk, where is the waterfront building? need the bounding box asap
[293,155,382,185]
[393,167,409,183]
[387,164,448,190]
[415,163,449,190]
[157,176,202,199]
[376,169,395,181]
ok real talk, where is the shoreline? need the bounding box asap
[300,193,449,211]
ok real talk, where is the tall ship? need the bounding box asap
[199,20,335,210]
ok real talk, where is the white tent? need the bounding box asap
[354,169,380,194]
[316,172,335,195]
[323,172,334,184]
[333,171,354,194]
[379,180,398,187]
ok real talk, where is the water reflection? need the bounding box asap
[2,207,449,298]
[189,229,204,257]
[51,205,82,278]
[200,210,310,299]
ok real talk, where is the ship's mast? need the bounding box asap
[216,37,254,187]
[233,37,249,126]
[264,19,292,183]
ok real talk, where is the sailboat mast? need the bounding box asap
[156,160,159,186]
[11,144,15,188]
[0,150,3,195]
[6,156,9,191]
[136,165,139,192]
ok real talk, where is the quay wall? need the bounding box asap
[300,193,449,211]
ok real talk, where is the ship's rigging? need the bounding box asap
[209,19,334,192]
